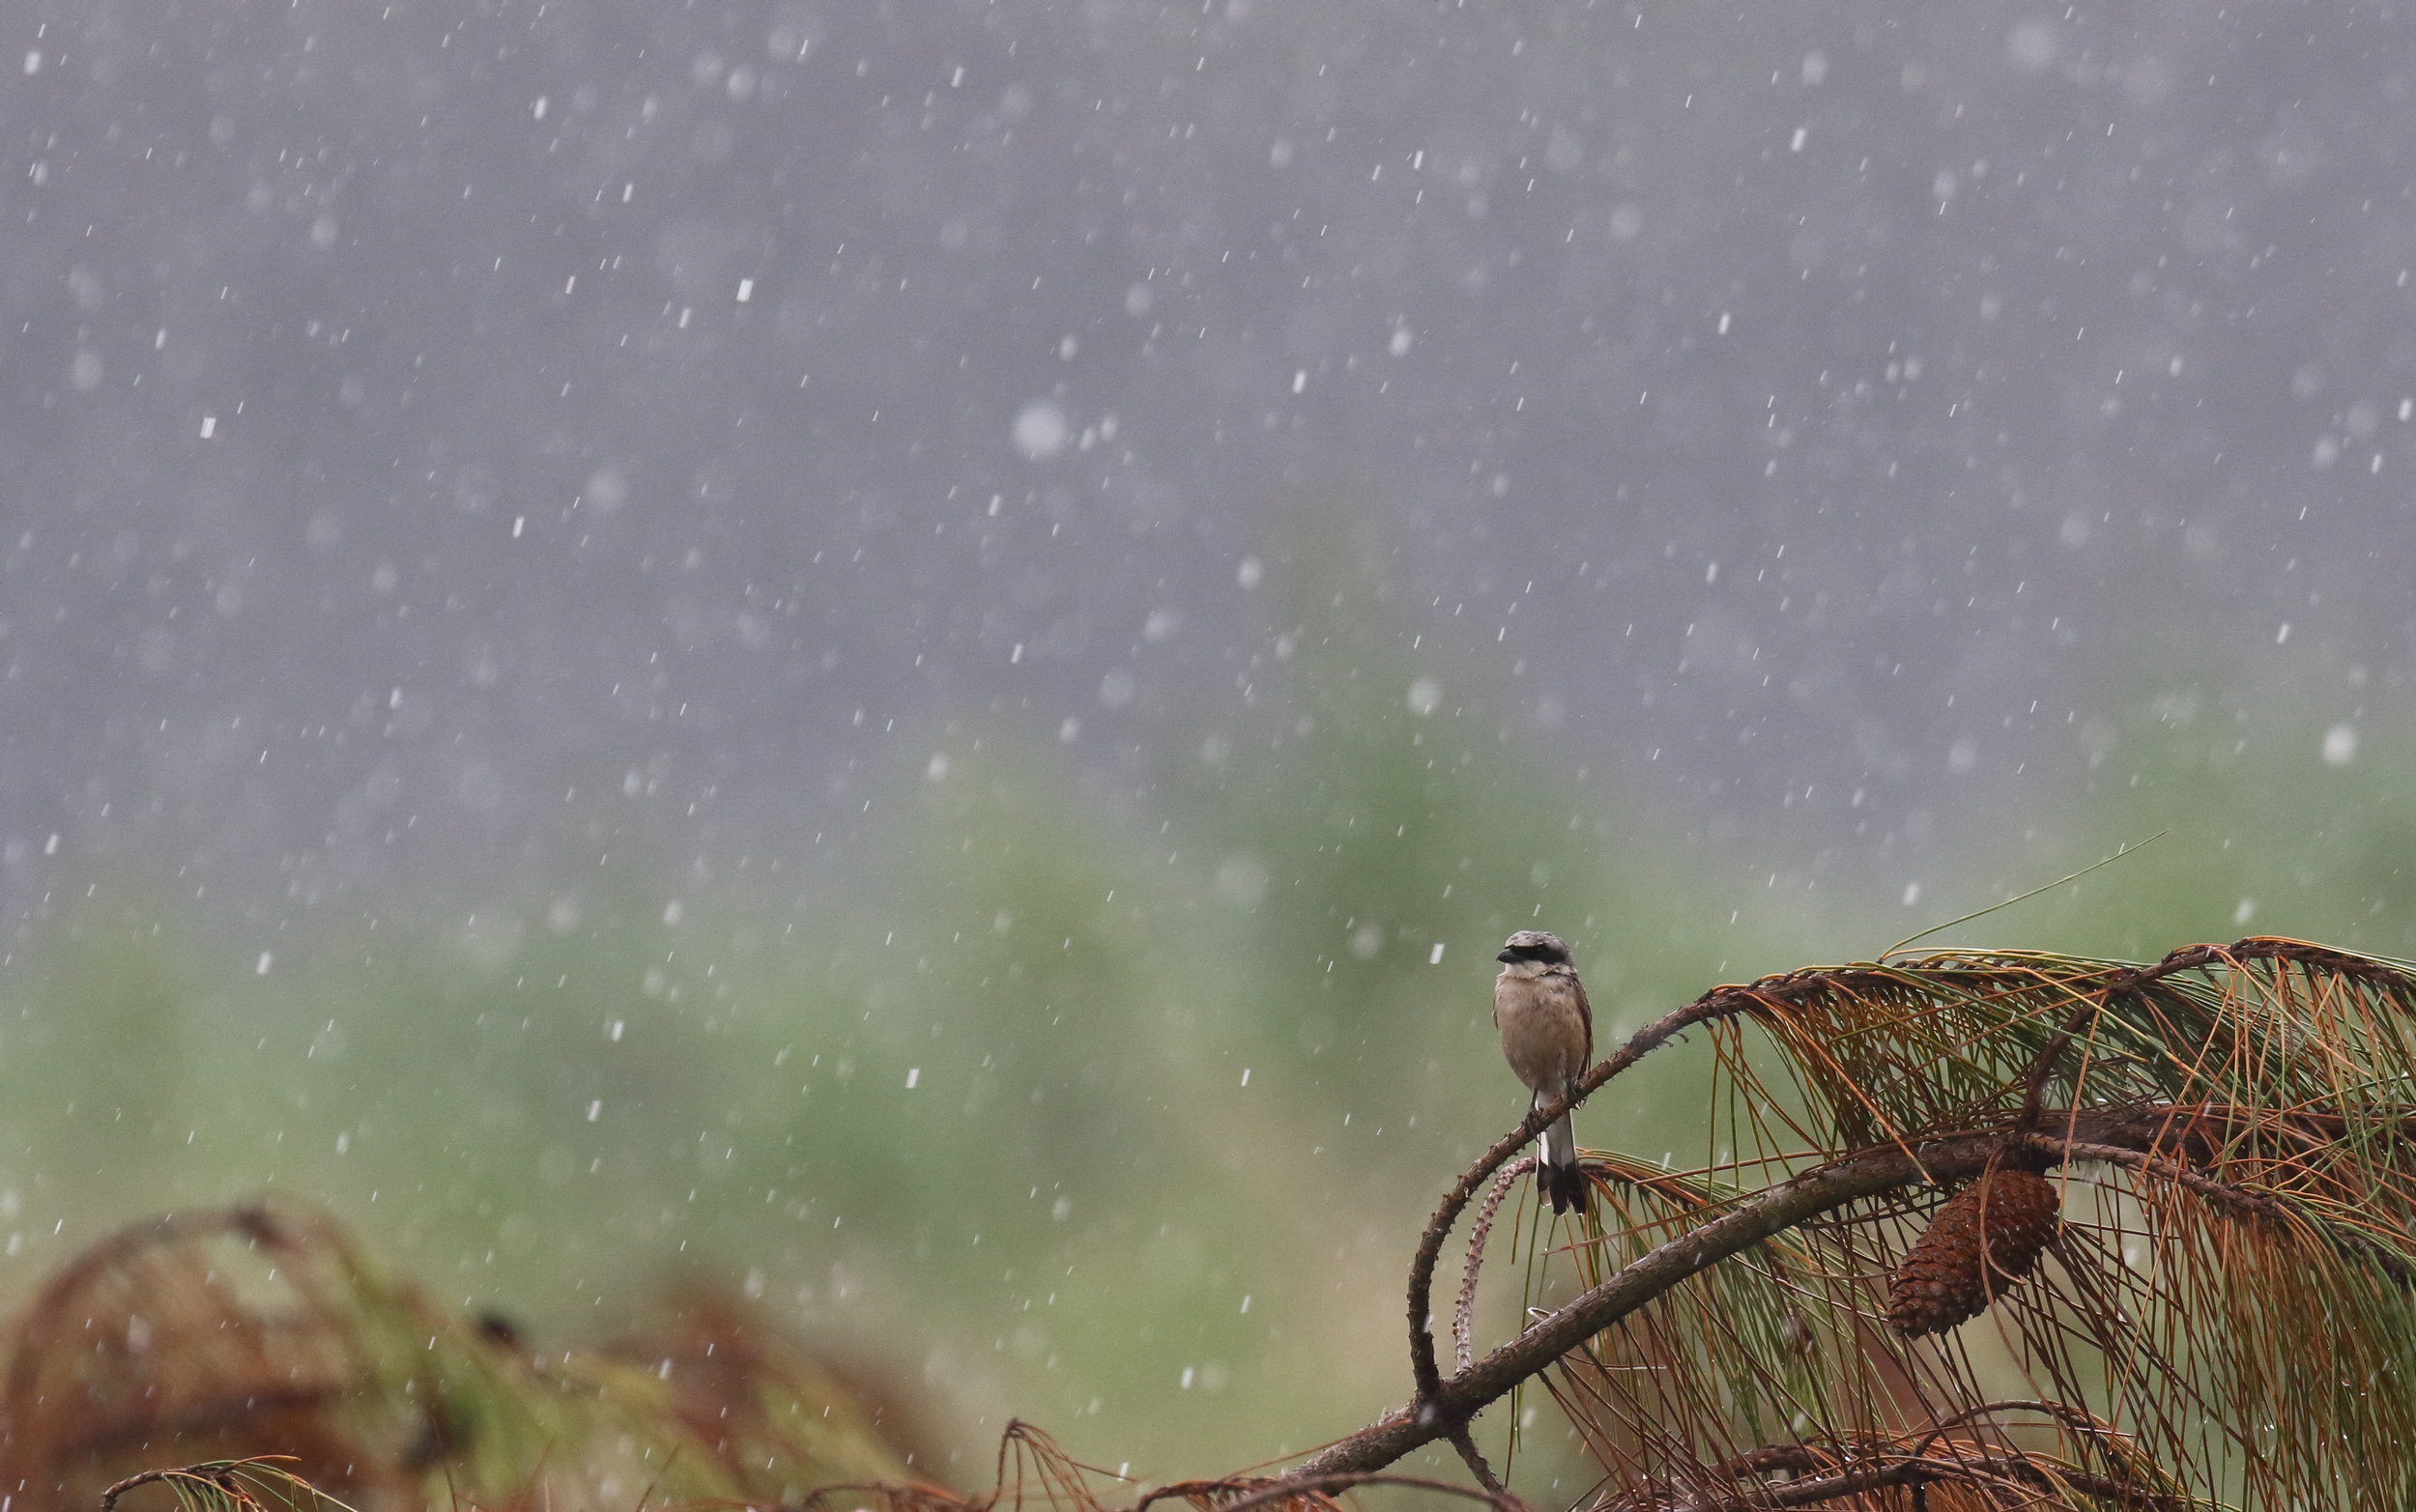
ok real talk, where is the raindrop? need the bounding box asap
[2005,18,2058,73]
[1012,401,1068,461]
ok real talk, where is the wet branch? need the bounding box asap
[1312,1092,2353,1482]
[1328,1128,2012,1478]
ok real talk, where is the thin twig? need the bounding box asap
[101,1469,187,1512]
[1454,1156,1532,1374]
[99,1460,337,1512]
[1131,1471,1530,1512]
[1446,1426,1507,1496]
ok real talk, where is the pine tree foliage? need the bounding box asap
[1510,936,2416,1511]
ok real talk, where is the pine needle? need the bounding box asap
[1884,832,2166,957]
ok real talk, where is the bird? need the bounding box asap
[1494,929,1594,1215]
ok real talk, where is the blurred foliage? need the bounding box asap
[1914,677,2416,960]
[0,512,2407,1487]
[0,1202,912,1512]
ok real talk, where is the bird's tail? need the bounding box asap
[1533,1097,1590,1216]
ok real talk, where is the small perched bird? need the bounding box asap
[1494,929,1594,1215]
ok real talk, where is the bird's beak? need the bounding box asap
[1495,949,1516,963]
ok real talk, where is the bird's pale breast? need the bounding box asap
[1495,972,1590,1092]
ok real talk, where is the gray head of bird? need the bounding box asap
[1497,930,1572,966]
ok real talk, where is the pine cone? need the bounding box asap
[1885,1166,2059,1338]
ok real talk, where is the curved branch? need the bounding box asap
[1404,994,1739,1401]
[1131,1472,1530,1512]
[1380,940,2416,1477]
[1901,1396,2125,1462]
[1323,1091,2406,1481]
[1337,1128,2014,1477]
[1669,1451,2191,1512]
[1405,935,2400,1402]
[2033,1138,2287,1221]
[1404,968,1912,1401]
[2038,1134,2416,1285]
[101,1468,189,1512]
[1609,1427,2185,1512]
[100,1459,321,1512]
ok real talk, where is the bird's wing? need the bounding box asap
[1574,975,1595,1068]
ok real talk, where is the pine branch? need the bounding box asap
[1323,1127,2016,1477]
[1313,1084,2416,1482]
[1402,962,1946,1405]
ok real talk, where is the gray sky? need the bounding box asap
[3,1,2407,930]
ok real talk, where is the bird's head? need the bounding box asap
[1497,929,1573,967]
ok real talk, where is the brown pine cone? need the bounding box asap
[1885,1166,2060,1338]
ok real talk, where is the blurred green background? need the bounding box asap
[4,521,2411,1487]
[8,0,2416,1498]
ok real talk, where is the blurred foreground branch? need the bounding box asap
[0,1204,919,1512]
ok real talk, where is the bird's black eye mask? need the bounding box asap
[1497,943,1568,965]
